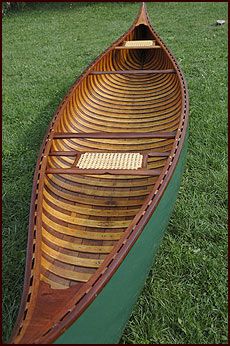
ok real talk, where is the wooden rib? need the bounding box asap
[43,199,131,228]
[41,243,103,268]
[53,131,176,139]
[40,274,68,289]
[41,257,92,282]
[90,69,176,75]
[43,189,138,218]
[44,177,145,206]
[42,213,123,240]
[42,228,113,253]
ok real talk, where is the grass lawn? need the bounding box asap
[2,2,228,344]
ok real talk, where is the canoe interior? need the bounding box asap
[10,3,188,344]
[42,24,181,290]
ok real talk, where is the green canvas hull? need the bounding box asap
[54,135,188,344]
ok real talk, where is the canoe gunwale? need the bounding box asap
[10,3,189,344]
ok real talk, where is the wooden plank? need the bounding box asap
[42,228,113,253]
[42,213,124,240]
[142,154,148,168]
[44,177,145,206]
[72,153,81,167]
[42,243,103,268]
[49,150,171,157]
[53,131,176,139]
[43,189,138,218]
[46,168,162,176]
[41,257,92,282]
[49,151,79,156]
[43,199,131,228]
[90,69,176,75]
[148,151,170,157]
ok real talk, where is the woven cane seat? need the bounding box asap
[76,152,143,170]
[124,40,155,48]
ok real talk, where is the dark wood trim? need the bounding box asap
[90,69,176,75]
[46,168,161,176]
[147,151,171,157]
[71,153,81,167]
[142,154,149,168]
[49,151,79,156]
[49,150,171,157]
[53,131,176,139]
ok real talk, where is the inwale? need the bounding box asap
[10,2,189,344]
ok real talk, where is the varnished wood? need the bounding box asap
[41,243,103,268]
[10,2,189,344]
[53,131,176,139]
[46,168,162,176]
[90,69,176,75]
[49,150,171,156]
[42,228,114,253]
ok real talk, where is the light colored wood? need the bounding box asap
[124,40,156,47]
[42,228,114,253]
[45,175,152,197]
[41,257,92,282]
[43,189,139,217]
[43,199,131,228]
[44,177,145,206]
[115,45,161,50]
[42,243,103,268]
[76,152,143,170]
[42,213,123,240]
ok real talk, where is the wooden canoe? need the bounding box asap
[10,3,189,344]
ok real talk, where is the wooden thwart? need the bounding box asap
[49,150,171,157]
[53,131,176,139]
[90,69,176,75]
[46,168,162,176]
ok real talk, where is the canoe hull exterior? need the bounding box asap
[54,133,188,344]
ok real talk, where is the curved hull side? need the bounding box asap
[54,133,188,344]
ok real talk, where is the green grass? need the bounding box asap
[2,2,228,344]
